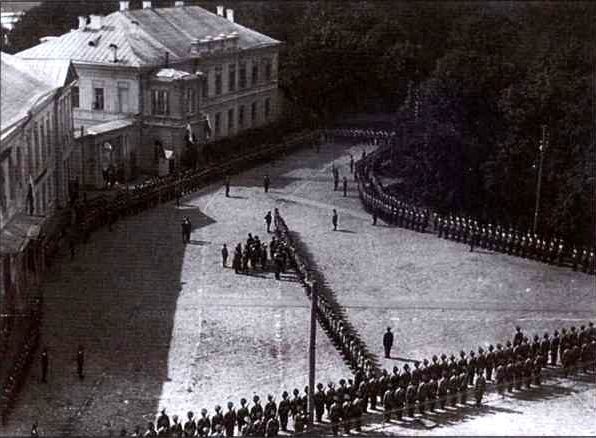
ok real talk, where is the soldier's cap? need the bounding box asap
[478,347,484,353]
[460,350,465,356]
[201,408,208,415]
[440,353,447,359]
[293,388,300,395]
[544,333,549,338]
[161,408,166,414]
[450,354,456,360]
[571,326,576,331]
[253,395,259,402]
[488,344,494,350]
[580,325,585,330]
[215,405,222,412]
[339,379,346,385]
[534,334,539,340]
[404,364,409,369]
[470,350,475,356]
[589,322,594,327]
[317,383,323,389]
[240,398,247,404]
[187,411,194,418]
[327,382,334,388]
[432,354,438,360]
[282,391,288,398]
[228,402,234,408]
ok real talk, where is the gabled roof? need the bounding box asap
[16,58,78,88]
[1,52,56,138]
[17,6,281,68]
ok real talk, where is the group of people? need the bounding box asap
[106,322,595,437]
[349,128,595,275]
[0,299,42,425]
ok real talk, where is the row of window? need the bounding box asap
[0,155,53,216]
[211,58,273,98]
[71,81,130,113]
[212,98,272,136]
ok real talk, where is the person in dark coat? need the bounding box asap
[221,244,228,267]
[263,175,271,193]
[383,327,394,358]
[332,209,338,231]
[264,211,272,233]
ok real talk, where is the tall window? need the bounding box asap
[72,86,80,108]
[238,105,245,128]
[251,101,257,124]
[251,62,259,86]
[117,82,130,113]
[214,112,221,136]
[228,63,236,93]
[264,58,272,81]
[265,98,271,119]
[239,61,247,89]
[151,89,170,115]
[186,88,196,114]
[93,87,104,110]
[215,66,222,95]
[228,108,234,131]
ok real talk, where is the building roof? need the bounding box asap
[17,6,281,68]
[85,118,137,136]
[1,52,55,138]
[16,58,78,88]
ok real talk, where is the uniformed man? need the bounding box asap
[221,244,228,268]
[223,402,236,438]
[405,383,417,417]
[263,175,271,193]
[250,395,263,422]
[236,399,249,433]
[171,415,182,438]
[394,385,406,419]
[383,327,394,358]
[485,345,495,381]
[458,371,468,405]
[550,330,560,366]
[156,408,170,432]
[211,406,224,435]
[438,372,449,409]
[417,377,428,414]
[382,387,394,421]
[76,345,85,380]
[263,394,276,420]
[224,176,231,197]
[40,348,49,383]
[513,326,524,346]
[264,211,272,233]
[196,409,210,437]
[314,383,326,423]
[277,392,290,432]
[183,411,196,437]
[329,397,342,436]
[332,209,338,231]
[474,371,486,406]
[427,376,438,412]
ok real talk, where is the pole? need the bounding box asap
[532,125,547,234]
[307,280,317,428]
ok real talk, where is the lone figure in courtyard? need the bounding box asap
[224,176,231,197]
[263,175,271,193]
[383,327,394,358]
[264,211,272,233]
[221,244,229,267]
[332,209,338,231]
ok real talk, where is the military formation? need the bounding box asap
[341,127,595,275]
[113,319,595,437]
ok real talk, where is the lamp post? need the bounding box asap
[532,125,548,235]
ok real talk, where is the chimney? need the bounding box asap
[216,5,224,16]
[225,9,234,23]
[165,51,170,68]
[142,1,152,9]
[78,16,87,30]
[109,43,119,62]
[119,1,130,11]
[89,15,102,30]
[175,1,184,6]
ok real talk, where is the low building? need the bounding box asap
[0,52,77,336]
[17,1,282,187]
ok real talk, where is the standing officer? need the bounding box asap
[76,345,85,380]
[383,327,394,358]
[314,383,326,423]
[264,211,272,233]
[223,402,236,438]
[277,392,290,432]
[41,348,49,383]
[332,209,338,231]
[342,177,348,197]
[224,176,231,197]
[221,244,228,268]
[263,175,271,193]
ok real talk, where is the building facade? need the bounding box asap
[0,52,77,338]
[18,1,282,187]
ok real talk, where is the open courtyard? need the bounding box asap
[2,139,595,436]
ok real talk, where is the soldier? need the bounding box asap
[495,362,505,396]
[524,357,533,389]
[342,177,348,197]
[438,372,449,409]
[76,345,85,380]
[221,244,228,268]
[383,327,394,358]
[474,371,486,406]
[277,392,290,432]
[325,382,336,415]
[264,394,277,420]
[382,387,394,421]
[417,377,428,414]
[196,409,210,437]
[467,350,477,386]
[212,406,224,435]
[171,415,183,438]
[411,361,421,386]
[353,393,364,432]
[405,383,417,417]
[513,326,524,346]
[223,402,236,438]
[236,398,249,433]
[183,411,196,437]
[156,409,170,432]
[250,395,263,421]
[459,371,468,405]
[40,348,49,383]
[314,383,326,422]
[550,330,560,366]
[485,345,495,381]
[224,176,230,197]
[263,174,271,193]
[264,211,272,233]
[329,397,342,436]
[331,209,339,231]
[427,376,438,412]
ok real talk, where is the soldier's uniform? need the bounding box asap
[329,398,342,436]
[264,395,277,420]
[394,386,406,419]
[550,331,560,366]
[474,373,486,406]
[183,411,197,437]
[382,389,393,421]
[405,384,417,417]
[314,383,325,422]
[196,409,211,437]
[236,399,249,433]
[438,373,449,409]
[277,393,290,432]
[223,403,236,438]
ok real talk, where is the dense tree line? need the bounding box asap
[5,1,594,242]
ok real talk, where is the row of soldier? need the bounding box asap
[347,129,595,275]
[123,322,594,437]
[0,299,42,425]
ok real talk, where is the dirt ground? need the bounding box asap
[2,139,594,436]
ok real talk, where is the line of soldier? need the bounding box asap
[0,299,42,425]
[121,322,595,437]
[343,129,595,275]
